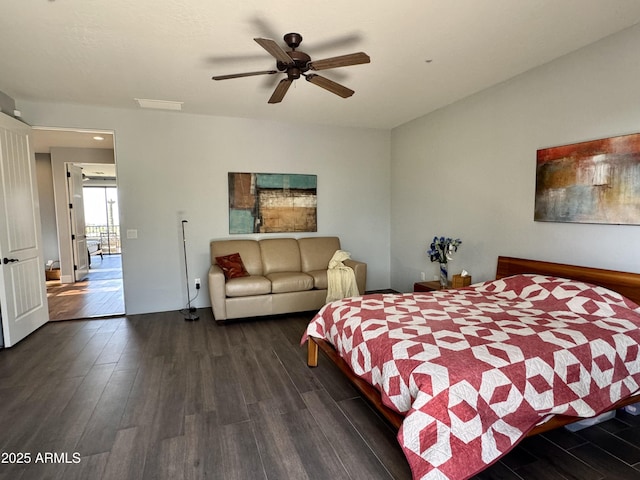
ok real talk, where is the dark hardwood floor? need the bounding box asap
[1,310,640,479]
[46,255,124,321]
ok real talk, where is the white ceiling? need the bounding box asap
[2,1,640,130]
[31,128,114,154]
[29,128,116,179]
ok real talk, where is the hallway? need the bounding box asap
[46,254,124,321]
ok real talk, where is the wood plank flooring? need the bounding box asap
[46,255,124,321]
[1,311,640,479]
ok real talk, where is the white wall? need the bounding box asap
[390,24,640,292]
[18,103,391,314]
[35,153,59,264]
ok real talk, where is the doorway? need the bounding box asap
[32,128,125,321]
[83,184,121,256]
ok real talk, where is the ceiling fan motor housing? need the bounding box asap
[277,50,311,79]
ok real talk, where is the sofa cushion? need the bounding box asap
[211,239,263,275]
[266,272,313,293]
[225,275,271,297]
[260,238,301,275]
[298,237,341,272]
[306,269,328,289]
[215,253,249,280]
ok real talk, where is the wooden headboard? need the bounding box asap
[496,256,640,306]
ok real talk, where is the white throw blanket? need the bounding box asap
[326,250,360,303]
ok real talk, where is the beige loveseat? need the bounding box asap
[208,236,366,322]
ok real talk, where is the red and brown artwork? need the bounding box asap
[535,132,640,224]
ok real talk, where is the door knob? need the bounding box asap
[3,257,18,264]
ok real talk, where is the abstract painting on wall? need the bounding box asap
[228,172,317,234]
[535,132,640,224]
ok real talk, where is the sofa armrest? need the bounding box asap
[208,264,227,321]
[344,259,367,295]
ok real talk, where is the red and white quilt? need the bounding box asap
[302,274,640,480]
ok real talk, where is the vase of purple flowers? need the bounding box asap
[427,236,462,288]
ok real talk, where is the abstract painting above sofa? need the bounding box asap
[228,172,317,234]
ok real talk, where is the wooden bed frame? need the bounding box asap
[307,256,640,434]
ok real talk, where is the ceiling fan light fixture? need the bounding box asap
[287,67,302,80]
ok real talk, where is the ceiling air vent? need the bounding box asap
[135,98,183,111]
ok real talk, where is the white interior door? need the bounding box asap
[67,164,89,281]
[0,113,49,348]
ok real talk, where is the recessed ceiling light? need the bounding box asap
[135,98,183,111]
[93,136,104,141]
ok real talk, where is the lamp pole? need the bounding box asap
[181,220,199,321]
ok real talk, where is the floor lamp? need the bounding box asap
[181,220,199,321]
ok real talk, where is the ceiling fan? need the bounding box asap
[211,32,370,104]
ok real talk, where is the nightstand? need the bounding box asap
[414,274,472,292]
[413,280,448,292]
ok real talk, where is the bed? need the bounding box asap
[302,256,640,479]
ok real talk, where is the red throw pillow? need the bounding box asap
[216,253,249,280]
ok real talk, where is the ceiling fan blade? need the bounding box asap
[268,78,292,103]
[305,74,354,98]
[212,70,278,81]
[308,52,370,71]
[254,38,293,65]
